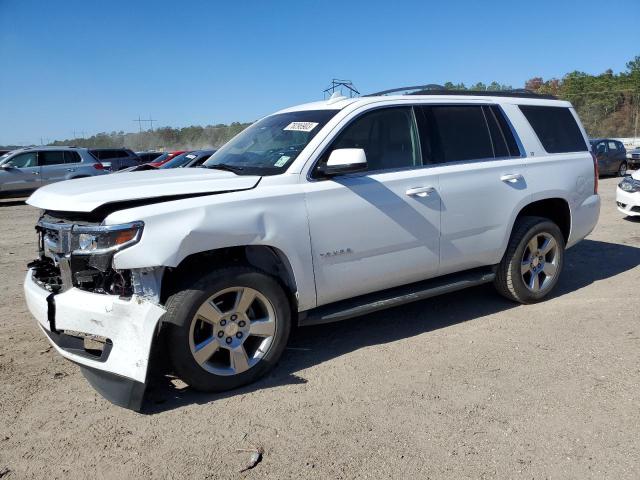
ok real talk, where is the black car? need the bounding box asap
[590,139,628,177]
[89,148,141,171]
[159,149,216,169]
[135,151,164,163]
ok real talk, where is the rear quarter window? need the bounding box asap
[519,105,588,154]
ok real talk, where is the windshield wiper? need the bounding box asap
[206,164,245,174]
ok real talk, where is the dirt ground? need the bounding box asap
[0,176,639,479]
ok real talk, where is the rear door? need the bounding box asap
[0,151,41,194]
[607,140,622,173]
[416,104,530,274]
[39,150,71,185]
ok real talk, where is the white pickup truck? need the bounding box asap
[24,88,600,410]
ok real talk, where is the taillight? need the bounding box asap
[591,152,598,194]
[93,162,105,170]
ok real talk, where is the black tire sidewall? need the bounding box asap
[165,267,291,392]
[619,162,627,176]
[508,220,565,303]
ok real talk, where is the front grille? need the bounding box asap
[29,257,64,293]
[32,214,132,296]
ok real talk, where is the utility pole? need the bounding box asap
[323,79,360,99]
[133,116,144,133]
[634,94,639,145]
[133,116,157,132]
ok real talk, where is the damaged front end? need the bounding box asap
[26,211,166,411]
[31,213,144,296]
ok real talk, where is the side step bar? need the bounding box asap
[300,268,496,327]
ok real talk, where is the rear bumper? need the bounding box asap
[616,188,640,217]
[568,194,600,248]
[24,269,166,410]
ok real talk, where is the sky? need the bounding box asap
[0,0,638,146]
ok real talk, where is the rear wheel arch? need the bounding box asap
[512,198,571,245]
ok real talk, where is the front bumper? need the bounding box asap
[616,187,640,217]
[24,269,166,410]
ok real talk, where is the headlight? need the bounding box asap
[72,222,144,254]
[619,177,640,193]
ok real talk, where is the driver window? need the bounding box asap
[6,152,38,168]
[325,107,422,172]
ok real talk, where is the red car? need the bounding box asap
[147,150,186,168]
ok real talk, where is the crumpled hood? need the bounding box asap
[27,168,261,212]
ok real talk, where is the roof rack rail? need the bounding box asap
[367,86,557,100]
[366,84,446,96]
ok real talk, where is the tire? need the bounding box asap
[618,161,628,177]
[494,216,565,304]
[164,266,291,392]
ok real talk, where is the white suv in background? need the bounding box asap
[24,88,600,410]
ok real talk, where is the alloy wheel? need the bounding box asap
[188,287,277,376]
[520,233,559,292]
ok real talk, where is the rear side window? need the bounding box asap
[519,105,588,153]
[488,105,520,157]
[39,151,65,166]
[64,151,81,163]
[417,105,493,163]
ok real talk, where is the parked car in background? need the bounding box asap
[147,150,186,168]
[590,138,628,176]
[0,146,106,197]
[89,148,141,171]
[616,171,640,216]
[135,151,164,163]
[627,146,640,169]
[159,149,216,169]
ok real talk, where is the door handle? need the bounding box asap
[66,168,76,172]
[32,171,39,175]
[405,186,436,197]
[500,173,523,183]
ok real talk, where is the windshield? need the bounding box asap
[160,152,195,169]
[203,110,339,175]
[151,153,170,164]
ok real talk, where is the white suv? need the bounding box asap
[24,88,601,410]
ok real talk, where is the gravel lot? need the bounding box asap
[0,176,638,479]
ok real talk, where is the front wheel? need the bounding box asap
[494,216,565,304]
[164,266,291,392]
[618,161,628,177]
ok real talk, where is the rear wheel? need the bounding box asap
[494,216,565,304]
[164,266,291,392]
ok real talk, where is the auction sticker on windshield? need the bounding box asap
[283,122,319,132]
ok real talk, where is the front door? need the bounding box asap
[305,107,441,306]
[0,151,41,194]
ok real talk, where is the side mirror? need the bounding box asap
[319,148,367,176]
[0,164,14,170]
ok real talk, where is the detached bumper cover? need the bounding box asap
[616,188,640,217]
[24,269,166,410]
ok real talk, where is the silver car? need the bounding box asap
[0,146,107,198]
